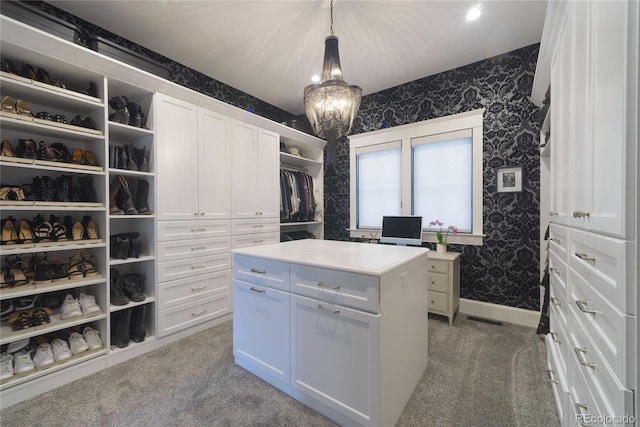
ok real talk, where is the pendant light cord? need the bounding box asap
[330,0,334,35]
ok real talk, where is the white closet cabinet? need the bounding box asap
[155,94,231,221]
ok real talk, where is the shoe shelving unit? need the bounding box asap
[0,42,109,398]
[105,78,156,365]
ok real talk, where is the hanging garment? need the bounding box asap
[280,169,315,222]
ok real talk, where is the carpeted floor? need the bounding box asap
[0,315,559,427]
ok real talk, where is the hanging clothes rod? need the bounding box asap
[280,165,308,173]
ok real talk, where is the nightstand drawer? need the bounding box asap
[427,291,447,312]
[427,272,448,293]
[427,260,448,274]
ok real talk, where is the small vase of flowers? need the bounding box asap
[429,220,458,253]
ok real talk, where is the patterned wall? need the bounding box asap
[325,44,542,310]
[15,1,542,311]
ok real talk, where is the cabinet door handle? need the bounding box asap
[200,212,205,216]
[190,264,206,270]
[549,267,561,274]
[572,211,591,218]
[317,304,340,314]
[250,268,266,274]
[191,228,206,233]
[574,348,595,369]
[575,300,596,315]
[575,252,596,261]
[549,211,558,216]
[549,331,561,343]
[191,309,206,317]
[550,237,561,244]
[547,369,559,384]
[317,282,341,290]
[574,403,589,427]
[191,285,207,291]
[550,297,561,306]
[250,286,266,293]
[191,246,206,251]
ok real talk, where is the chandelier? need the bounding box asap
[303,0,362,162]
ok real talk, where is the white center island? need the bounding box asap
[231,239,429,427]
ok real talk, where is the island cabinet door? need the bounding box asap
[291,294,380,426]
[232,280,290,385]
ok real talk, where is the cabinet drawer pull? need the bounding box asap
[549,332,561,343]
[575,403,589,426]
[575,252,596,261]
[252,224,264,228]
[191,246,206,251]
[549,211,558,216]
[575,300,596,315]
[550,237,561,244]
[191,285,207,291]
[191,228,206,233]
[574,348,595,369]
[190,264,207,270]
[549,267,561,274]
[250,286,266,293]
[191,309,206,317]
[572,211,591,218]
[200,212,205,216]
[317,282,341,290]
[250,268,266,274]
[547,369,559,384]
[253,239,264,244]
[317,304,340,314]
[550,297,561,306]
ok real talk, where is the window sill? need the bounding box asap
[348,229,485,246]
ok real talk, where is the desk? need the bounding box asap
[231,239,429,426]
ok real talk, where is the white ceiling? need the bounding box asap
[50,0,548,115]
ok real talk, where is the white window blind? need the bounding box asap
[356,143,401,228]
[412,131,473,232]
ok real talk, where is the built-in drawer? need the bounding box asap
[549,250,568,300]
[548,223,568,263]
[546,334,569,425]
[291,264,379,314]
[157,253,231,283]
[568,315,635,423]
[568,228,635,315]
[568,267,636,386]
[234,255,289,292]
[567,352,605,427]
[157,236,231,263]
[231,232,280,249]
[426,259,448,274]
[157,292,231,337]
[157,270,231,310]
[157,220,231,242]
[427,291,447,313]
[548,287,570,378]
[231,218,280,235]
[427,271,448,293]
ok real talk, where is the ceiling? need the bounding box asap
[49,0,548,116]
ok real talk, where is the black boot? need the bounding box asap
[63,215,74,240]
[129,304,147,342]
[108,96,130,125]
[123,273,145,302]
[116,175,138,215]
[135,146,149,172]
[109,267,130,306]
[55,175,72,202]
[135,179,151,215]
[110,309,131,348]
[125,144,138,171]
[110,233,130,260]
[79,177,97,203]
[127,102,142,128]
[128,232,142,258]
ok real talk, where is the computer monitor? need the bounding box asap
[379,216,423,246]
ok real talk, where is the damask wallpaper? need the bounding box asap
[324,44,542,311]
[16,1,542,311]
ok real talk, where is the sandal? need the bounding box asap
[9,310,33,331]
[15,139,36,159]
[67,255,86,278]
[0,186,25,201]
[85,221,99,240]
[1,139,15,156]
[1,96,15,113]
[49,215,67,242]
[83,150,99,166]
[35,67,50,84]
[71,148,86,164]
[18,219,35,244]
[72,222,84,240]
[30,307,52,326]
[81,253,98,277]
[15,99,33,117]
[26,252,47,280]
[1,217,19,245]
[33,215,53,243]
[1,266,29,288]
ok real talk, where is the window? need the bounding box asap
[349,109,484,245]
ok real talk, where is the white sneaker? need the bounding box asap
[78,293,101,315]
[60,294,82,319]
[83,327,104,350]
[13,350,35,374]
[68,332,89,355]
[33,343,55,368]
[0,353,14,380]
[51,338,72,361]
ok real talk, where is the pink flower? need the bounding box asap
[430,220,457,246]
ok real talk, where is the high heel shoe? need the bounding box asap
[1,96,15,113]
[15,99,33,118]
[1,217,19,245]
[18,219,35,244]
[81,215,99,240]
[1,139,15,157]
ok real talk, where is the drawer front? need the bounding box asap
[567,353,605,427]
[546,334,569,424]
[157,253,231,282]
[549,250,568,300]
[568,228,634,315]
[291,264,379,313]
[427,291,447,313]
[568,267,635,386]
[157,220,231,242]
[549,223,568,263]
[157,236,231,262]
[427,271,448,293]
[231,218,280,235]
[568,316,635,422]
[231,232,280,249]
[157,270,231,310]
[157,292,231,337]
[548,289,570,378]
[234,255,289,292]
[426,259,448,274]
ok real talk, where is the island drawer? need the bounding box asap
[290,264,379,313]
[233,255,290,292]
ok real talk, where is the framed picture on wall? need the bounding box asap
[496,166,523,193]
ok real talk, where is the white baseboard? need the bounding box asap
[459,298,540,328]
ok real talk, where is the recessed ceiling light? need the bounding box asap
[467,6,481,21]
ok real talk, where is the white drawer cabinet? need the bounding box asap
[157,292,231,337]
[157,236,231,262]
[231,218,280,235]
[231,232,280,249]
[157,220,231,242]
[157,270,231,310]
[426,252,460,326]
[157,253,231,282]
